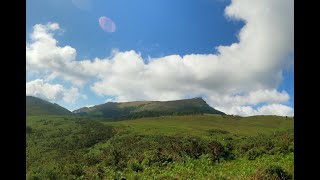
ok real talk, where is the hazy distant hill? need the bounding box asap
[73,97,225,120]
[26,96,72,116]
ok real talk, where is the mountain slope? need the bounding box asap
[26,114,293,179]
[73,97,225,120]
[26,96,72,116]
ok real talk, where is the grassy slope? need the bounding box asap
[73,98,225,120]
[27,115,294,179]
[26,96,72,116]
[117,153,294,180]
[26,116,115,176]
[108,114,293,137]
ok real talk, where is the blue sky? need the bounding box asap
[27,0,244,59]
[26,0,294,116]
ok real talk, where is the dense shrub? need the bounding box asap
[234,130,293,159]
[27,115,293,179]
[250,165,293,180]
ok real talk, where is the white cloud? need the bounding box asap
[26,22,95,86]
[257,104,294,117]
[105,98,114,103]
[206,89,290,109]
[26,0,294,116]
[224,104,294,117]
[26,79,80,104]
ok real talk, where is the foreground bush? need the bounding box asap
[26,116,293,179]
[250,165,293,180]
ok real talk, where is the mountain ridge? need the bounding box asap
[26,96,225,120]
[73,97,225,120]
[26,96,72,116]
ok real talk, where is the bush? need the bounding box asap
[207,129,230,135]
[250,165,293,180]
[26,126,33,134]
[234,130,293,159]
[130,161,143,172]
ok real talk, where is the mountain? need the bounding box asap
[26,96,72,116]
[73,97,225,120]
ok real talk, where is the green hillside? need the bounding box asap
[73,97,225,120]
[109,114,294,137]
[27,114,294,179]
[26,96,72,116]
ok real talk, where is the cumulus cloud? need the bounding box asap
[26,22,95,86]
[26,0,294,116]
[26,79,80,104]
[206,89,290,109]
[225,104,294,117]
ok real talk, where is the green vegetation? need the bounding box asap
[26,96,72,116]
[73,97,225,120]
[108,114,293,137]
[27,114,293,179]
[27,115,115,179]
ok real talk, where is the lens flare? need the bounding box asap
[99,16,116,33]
